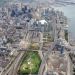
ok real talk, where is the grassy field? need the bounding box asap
[18,51,41,75]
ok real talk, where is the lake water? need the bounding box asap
[53,5,75,39]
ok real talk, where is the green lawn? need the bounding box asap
[18,51,41,75]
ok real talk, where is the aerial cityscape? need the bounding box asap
[0,0,75,75]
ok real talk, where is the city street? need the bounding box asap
[1,52,25,75]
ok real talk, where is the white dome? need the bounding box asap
[39,20,47,24]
